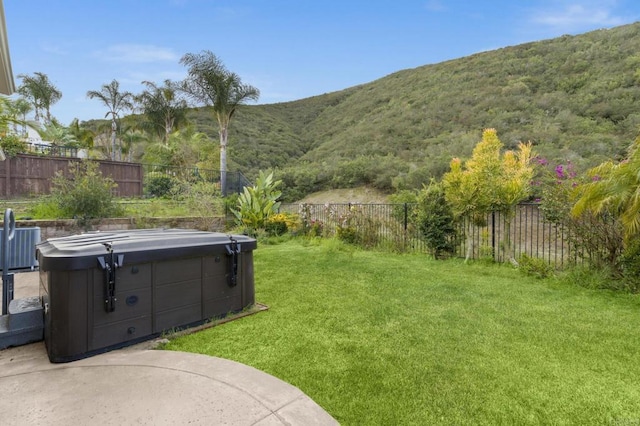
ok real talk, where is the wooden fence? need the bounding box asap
[0,154,143,198]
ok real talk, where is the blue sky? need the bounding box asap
[4,0,640,124]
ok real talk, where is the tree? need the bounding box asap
[442,128,534,262]
[37,121,78,156]
[87,80,134,161]
[135,80,189,144]
[68,118,95,150]
[414,181,457,259]
[573,137,640,242]
[180,50,259,196]
[0,96,31,143]
[17,72,62,124]
[12,97,32,136]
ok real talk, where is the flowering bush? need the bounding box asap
[265,212,301,236]
[536,157,623,271]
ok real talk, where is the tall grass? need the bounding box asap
[165,239,640,425]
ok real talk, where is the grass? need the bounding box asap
[0,197,223,220]
[158,239,640,423]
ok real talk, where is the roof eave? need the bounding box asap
[0,0,15,95]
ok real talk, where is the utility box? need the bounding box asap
[36,229,256,363]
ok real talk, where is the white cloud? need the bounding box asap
[530,2,626,31]
[424,1,446,12]
[94,44,179,63]
[40,42,68,55]
[118,70,187,86]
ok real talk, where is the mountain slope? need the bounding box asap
[169,22,640,199]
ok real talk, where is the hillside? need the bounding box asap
[140,22,640,200]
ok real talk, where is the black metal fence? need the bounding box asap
[142,164,251,195]
[25,142,78,158]
[278,202,602,267]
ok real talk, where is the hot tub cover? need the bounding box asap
[36,229,257,271]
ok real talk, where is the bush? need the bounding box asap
[0,134,27,157]
[232,171,282,233]
[336,206,380,249]
[145,174,179,198]
[620,239,640,292]
[265,212,301,236]
[50,161,122,222]
[414,182,457,259]
[518,253,555,279]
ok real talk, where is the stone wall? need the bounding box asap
[12,217,226,240]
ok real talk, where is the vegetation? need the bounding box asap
[9,23,640,202]
[165,239,640,425]
[135,80,189,144]
[17,72,62,124]
[0,134,27,157]
[231,171,281,234]
[47,161,123,222]
[86,80,134,161]
[180,50,260,195]
[414,181,457,259]
[443,129,534,261]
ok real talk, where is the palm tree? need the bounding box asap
[180,51,259,196]
[68,118,95,150]
[135,79,189,144]
[572,137,640,242]
[17,72,62,124]
[87,80,134,161]
[13,97,32,136]
[119,123,147,162]
[37,121,78,156]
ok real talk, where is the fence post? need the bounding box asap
[404,203,408,232]
[491,211,496,261]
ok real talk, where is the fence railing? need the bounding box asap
[278,202,600,268]
[142,164,251,195]
[25,142,78,158]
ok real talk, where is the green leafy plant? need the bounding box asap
[50,160,122,223]
[0,134,27,157]
[264,212,300,236]
[232,171,282,233]
[145,173,179,198]
[335,205,380,249]
[414,181,457,259]
[518,253,555,279]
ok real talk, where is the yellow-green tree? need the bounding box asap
[443,128,534,262]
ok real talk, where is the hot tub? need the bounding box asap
[36,229,256,363]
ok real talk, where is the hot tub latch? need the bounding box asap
[225,237,241,287]
[97,242,124,313]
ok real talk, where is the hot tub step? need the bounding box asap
[0,296,44,349]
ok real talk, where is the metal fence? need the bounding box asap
[142,164,251,195]
[278,202,603,267]
[25,142,78,158]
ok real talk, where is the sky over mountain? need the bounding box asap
[4,0,640,124]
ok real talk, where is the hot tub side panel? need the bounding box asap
[41,269,90,362]
[90,263,153,352]
[153,257,203,333]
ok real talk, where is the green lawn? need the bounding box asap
[165,239,640,425]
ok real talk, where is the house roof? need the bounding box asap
[0,0,15,95]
